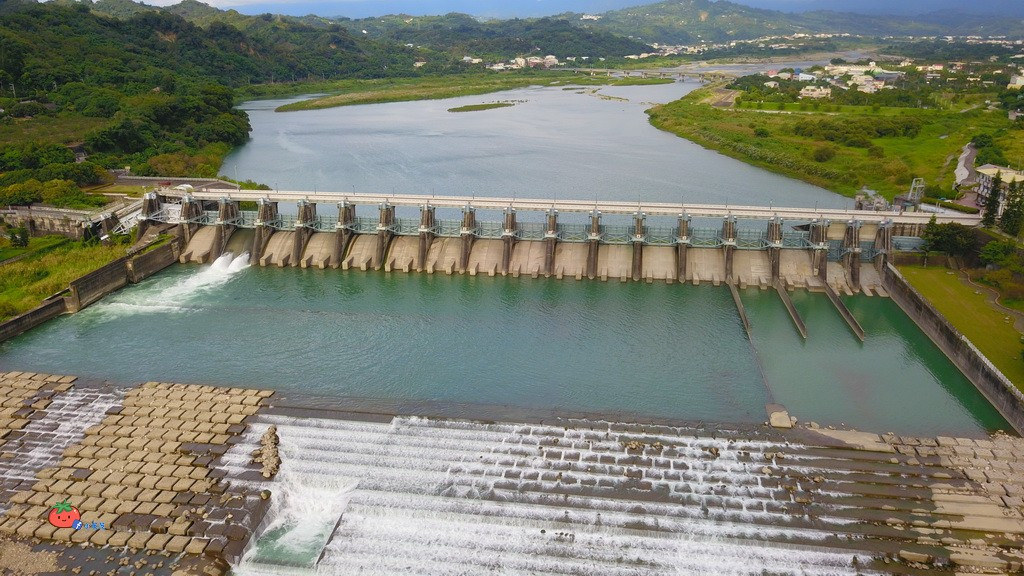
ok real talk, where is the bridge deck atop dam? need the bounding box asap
[160,188,980,225]
[0,372,1021,575]
[138,188,955,298]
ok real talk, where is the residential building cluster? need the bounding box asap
[487,55,563,71]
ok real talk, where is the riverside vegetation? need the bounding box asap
[647,83,1022,200]
[0,239,128,321]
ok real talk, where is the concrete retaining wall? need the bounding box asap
[4,213,85,240]
[0,298,68,342]
[0,236,183,342]
[67,258,129,312]
[883,263,1024,434]
[127,240,181,284]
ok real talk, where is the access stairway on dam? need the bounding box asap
[153,192,925,297]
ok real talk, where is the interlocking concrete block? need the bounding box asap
[168,520,191,536]
[70,527,91,543]
[950,552,1008,570]
[33,522,58,541]
[146,533,172,551]
[88,529,112,546]
[152,503,176,518]
[106,530,130,547]
[154,490,177,504]
[127,531,152,550]
[119,486,143,501]
[184,537,209,555]
[16,519,41,539]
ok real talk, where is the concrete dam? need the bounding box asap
[141,189,964,297]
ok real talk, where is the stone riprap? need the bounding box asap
[0,376,275,576]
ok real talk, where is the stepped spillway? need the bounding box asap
[223,412,1024,576]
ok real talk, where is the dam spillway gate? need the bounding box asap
[139,190,949,296]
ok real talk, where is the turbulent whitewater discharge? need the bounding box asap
[220,415,878,576]
[87,251,251,318]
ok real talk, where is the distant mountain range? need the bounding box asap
[561,0,1024,44]
[75,0,651,59]
[733,0,1024,17]
[36,0,1024,56]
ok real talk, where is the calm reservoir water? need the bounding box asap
[225,82,848,208]
[0,260,1008,437]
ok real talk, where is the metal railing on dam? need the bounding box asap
[140,189,958,297]
[160,187,980,225]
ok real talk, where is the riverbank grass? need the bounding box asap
[648,85,1017,199]
[448,102,516,113]
[0,241,128,321]
[898,265,1024,389]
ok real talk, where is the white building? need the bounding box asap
[799,86,832,99]
[977,164,1024,215]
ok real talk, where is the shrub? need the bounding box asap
[9,226,28,248]
[867,145,884,158]
[753,127,770,138]
[812,146,836,162]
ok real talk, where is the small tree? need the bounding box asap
[1000,180,1024,237]
[9,226,28,248]
[982,171,1003,227]
[979,239,1017,267]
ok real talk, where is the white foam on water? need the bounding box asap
[87,252,250,320]
[0,387,123,500]
[234,432,357,575]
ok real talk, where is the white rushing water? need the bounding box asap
[85,251,251,319]
[0,386,124,512]
[223,415,879,576]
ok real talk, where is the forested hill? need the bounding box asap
[5,1,426,89]
[81,0,651,60]
[0,1,430,191]
[334,14,651,59]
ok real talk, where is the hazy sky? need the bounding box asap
[140,0,1023,18]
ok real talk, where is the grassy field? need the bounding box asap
[899,265,1024,390]
[0,235,68,263]
[0,115,109,147]
[648,85,1019,199]
[275,73,674,112]
[0,241,128,321]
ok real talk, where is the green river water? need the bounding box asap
[0,260,1008,437]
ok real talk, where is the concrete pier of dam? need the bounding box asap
[0,371,1023,575]
[144,189,955,295]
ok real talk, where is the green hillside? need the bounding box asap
[336,13,651,59]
